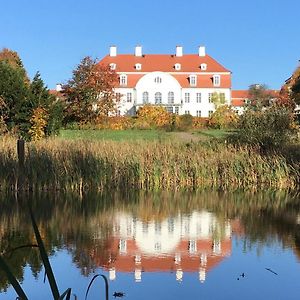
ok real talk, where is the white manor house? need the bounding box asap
[99,45,232,117]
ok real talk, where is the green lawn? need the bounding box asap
[58,128,232,142]
[58,129,172,141]
[196,129,234,139]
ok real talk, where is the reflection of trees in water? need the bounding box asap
[0,189,300,291]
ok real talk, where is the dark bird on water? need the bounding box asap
[113,292,125,298]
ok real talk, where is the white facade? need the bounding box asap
[115,76,231,117]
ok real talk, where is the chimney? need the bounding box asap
[198,46,206,57]
[176,45,183,57]
[109,45,117,57]
[56,83,62,92]
[135,45,142,57]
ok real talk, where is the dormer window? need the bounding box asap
[189,75,197,87]
[120,74,127,86]
[175,63,181,71]
[154,76,162,84]
[110,63,116,70]
[135,63,142,70]
[200,63,207,71]
[213,75,220,86]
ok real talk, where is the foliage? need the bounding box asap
[247,84,275,109]
[0,49,62,139]
[136,105,172,129]
[210,92,226,109]
[193,117,209,129]
[0,60,29,134]
[208,105,239,129]
[0,48,29,83]
[234,105,298,150]
[176,113,193,131]
[63,56,118,124]
[28,107,49,141]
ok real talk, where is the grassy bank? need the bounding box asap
[0,135,299,191]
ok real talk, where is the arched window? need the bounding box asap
[174,63,181,71]
[143,91,149,104]
[168,91,174,104]
[155,92,162,104]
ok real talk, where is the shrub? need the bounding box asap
[28,107,49,141]
[176,114,193,131]
[208,105,239,129]
[136,105,172,129]
[193,117,209,129]
[234,105,298,150]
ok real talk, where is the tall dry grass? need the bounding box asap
[0,135,299,191]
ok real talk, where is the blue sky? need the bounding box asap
[0,0,299,90]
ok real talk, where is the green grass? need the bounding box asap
[59,129,172,141]
[196,129,234,139]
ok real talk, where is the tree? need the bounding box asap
[247,84,275,109]
[0,60,28,133]
[27,72,63,139]
[234,105,297,150]
[63,56,118,124]
[0,48,29,83]
[288,65,300,105]
[211,92,226,109]
[209,105,239,129]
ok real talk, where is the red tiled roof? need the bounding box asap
[231,90,249,98]
[99,54,230,73]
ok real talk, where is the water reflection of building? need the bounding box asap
[91,211,233,283]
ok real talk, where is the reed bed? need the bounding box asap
[0,136,299,191]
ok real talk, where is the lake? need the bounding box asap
[0,190,300,299]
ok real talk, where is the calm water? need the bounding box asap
[0,191,300,299]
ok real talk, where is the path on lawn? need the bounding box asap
[171,132,203,142]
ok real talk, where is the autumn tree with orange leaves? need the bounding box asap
[63,56,119,124]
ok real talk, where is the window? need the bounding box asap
[155,222,161,234]
[196,110,201,117]
[120,74,127,86]
[142,91,149,104]
[208,93,213,103]
[110,63,116,70]
[168,91,174,104]
[190,75,197,87]
[213,75,221,86]
[168,218,174,233]
[116,93,121,101]
[127,93,132,102]
[220,93,225,103]
[189,240,197,254]
[154,77,162,84]
[135,63,142,70]
[213,240,221,254]
[200,63,207,70]
[175,63,181,70]
[119,239,127,253]
[154,242,161,251]
[185,93,190,103]
[196,93,201,103]
[185,110,190,115]
[175,107,179,115]
[166,106,173,113]
[208,110,213,117]
[155,92,162,104]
